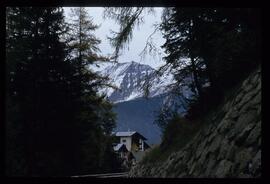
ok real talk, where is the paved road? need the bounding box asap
[71,172,129,178]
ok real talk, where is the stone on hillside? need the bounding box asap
[226,129,237,142]
[235,148,252,173]
[245,121,261,146]
[208,135,222,154]
[239,92,261,115]
[196,139,207,159]
[235,123,256,146]
[178,171,188,177]
[204,155,217,177]
[237,89,259,111]
[242,78,249,89]
[243,83,254,93]
[255,78,261,92]
[225,141,237,161]
[207,129,217,143]
[215,160,233,177]
[187,154,195,169]
[223,101,232,112]
[239,173,252,178]
[205,125,213,136]
[160,171,167,178]
[234,91,244,105]
[200,146,209,164]
[193,162,203,176]
[188,162,202,177]
[225,106,239,120]
[217,138,230,160]
[250,150,261,177]
[174,162,188,176]
[176,150,185,160]
[250,91,261,106]
[257,104,261,117]
[150,167,156,175]
[235,110,257,134]
[251,73,259,85]
[217,119,234,134]
[182,149,192,163]
[168,152,177,160]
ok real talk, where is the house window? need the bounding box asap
[122,139,126,143]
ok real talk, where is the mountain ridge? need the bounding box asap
[93,61,175,103]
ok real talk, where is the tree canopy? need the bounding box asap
[6,7,120,176]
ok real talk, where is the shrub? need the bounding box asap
[142,116,200,164]
[160,116,197,151]
[141,146,162,164]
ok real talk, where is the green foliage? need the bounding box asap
[5,7,119,176]
[140,146,162,164]
[103,7,261,120]
[103,7,155,60]
[161,8,261,119]
[160,116,198,151]
[154,106,178,132]
[185,86,223,120]
[68,7,105,63]
[142,115,200,164]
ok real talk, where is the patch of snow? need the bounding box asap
[124,90,143,101]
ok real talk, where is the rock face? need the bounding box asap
[128,67,261,178]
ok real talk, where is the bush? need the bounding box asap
[160,116,198,151]
[141,146,162,164]
[142,116,200,164]
[185,86,223,120]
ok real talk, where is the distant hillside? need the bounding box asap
[113,94,187,144]
[112,95,164,145]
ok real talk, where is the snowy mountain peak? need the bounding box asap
[92,61,175,103]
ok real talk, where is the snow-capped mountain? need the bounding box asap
[92,61,175,103]
[91,60,192,144]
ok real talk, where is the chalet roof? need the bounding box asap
[115,131,136,137]
[113,143,128,152]
[115,131,147,140]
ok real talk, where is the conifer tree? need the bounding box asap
[103,7,261,119]
[6,7,118,176]
[160,8,261,118]
[66,7,118,174]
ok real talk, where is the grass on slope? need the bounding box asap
[141,116,202,164]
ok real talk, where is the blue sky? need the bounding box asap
[63,7,166,69]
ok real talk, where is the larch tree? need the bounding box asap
[6,7,83,176]
[66,7,119,174]
[6,7,119,176]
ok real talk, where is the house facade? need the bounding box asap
[113,143,128,158]
[112,131,150,167]
[115,131,149,152]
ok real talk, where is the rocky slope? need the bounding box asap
[128,67,261,177]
